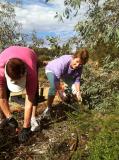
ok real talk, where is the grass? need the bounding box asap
[67,103,119,160]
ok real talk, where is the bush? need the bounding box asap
[81,56,119,110]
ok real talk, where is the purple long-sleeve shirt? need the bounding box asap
[45,55,83,83]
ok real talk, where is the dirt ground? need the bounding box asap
[0,87,78,160]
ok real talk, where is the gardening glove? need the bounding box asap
[76,91,82,102]
[58,90,67,101]
[18,127,31,143]
[2,117,18,129]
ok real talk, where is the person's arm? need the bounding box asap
[23,74,37,128]
[23,54,38,128]
[18,67,37,142]
[23,94,33,128]
[74,82,82,102]
[75,82,80,92]
[0,87,18,130]
[0,88,12,118]
[18,94,33,143]
[74,67,83,101]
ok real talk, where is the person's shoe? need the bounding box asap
[42,107,51,119]
[18,127,31,143]
[37,107,51,121]
[30,117,40,132]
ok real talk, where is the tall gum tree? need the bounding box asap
[47,0,119,58]
[0,1,25,50]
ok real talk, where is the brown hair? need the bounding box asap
[73,48,89,64]
[6,58,26,80]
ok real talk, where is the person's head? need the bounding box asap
[5,58,26,92]
[70,48,89,69]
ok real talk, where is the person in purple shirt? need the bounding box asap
[41,48,89,118]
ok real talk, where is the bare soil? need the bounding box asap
[0,89,79,160]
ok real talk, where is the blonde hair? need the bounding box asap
[73,48,89,64]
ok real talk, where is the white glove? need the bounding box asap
[76,91,82,102]
[58,90,67,101]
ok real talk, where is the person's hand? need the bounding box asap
[58,90,67,101]
[76,91,82,102]
[18,127,31,143]
[1,117,18,129]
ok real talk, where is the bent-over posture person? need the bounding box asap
[41,48,89,118]
[0,46,40,143]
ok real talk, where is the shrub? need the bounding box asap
[81,56,119,110]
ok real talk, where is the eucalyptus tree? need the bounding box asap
[0,1,25,50]
[74,0,119,57]
[46,36,75,57]
[46,36,61,57]
[31,31,44,48]
[47,0,119,58]
[70,0,119,57]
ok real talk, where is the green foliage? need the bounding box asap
[30,35,72,63]
[31,31,44,48]
[86,109,119,160]
[0,1,25,49]
[75,0,119,57]
[64,55,119,158]
[81,56,119,110]
[57,0,119,58]
[66,92,119,159]
[55,0,82,20]
[69,109,119,159]
[88,129,119,160]
[45,36,72,58]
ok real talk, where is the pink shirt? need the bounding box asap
[0,46,38,101]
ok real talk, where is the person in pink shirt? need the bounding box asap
[0,46,39,143]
